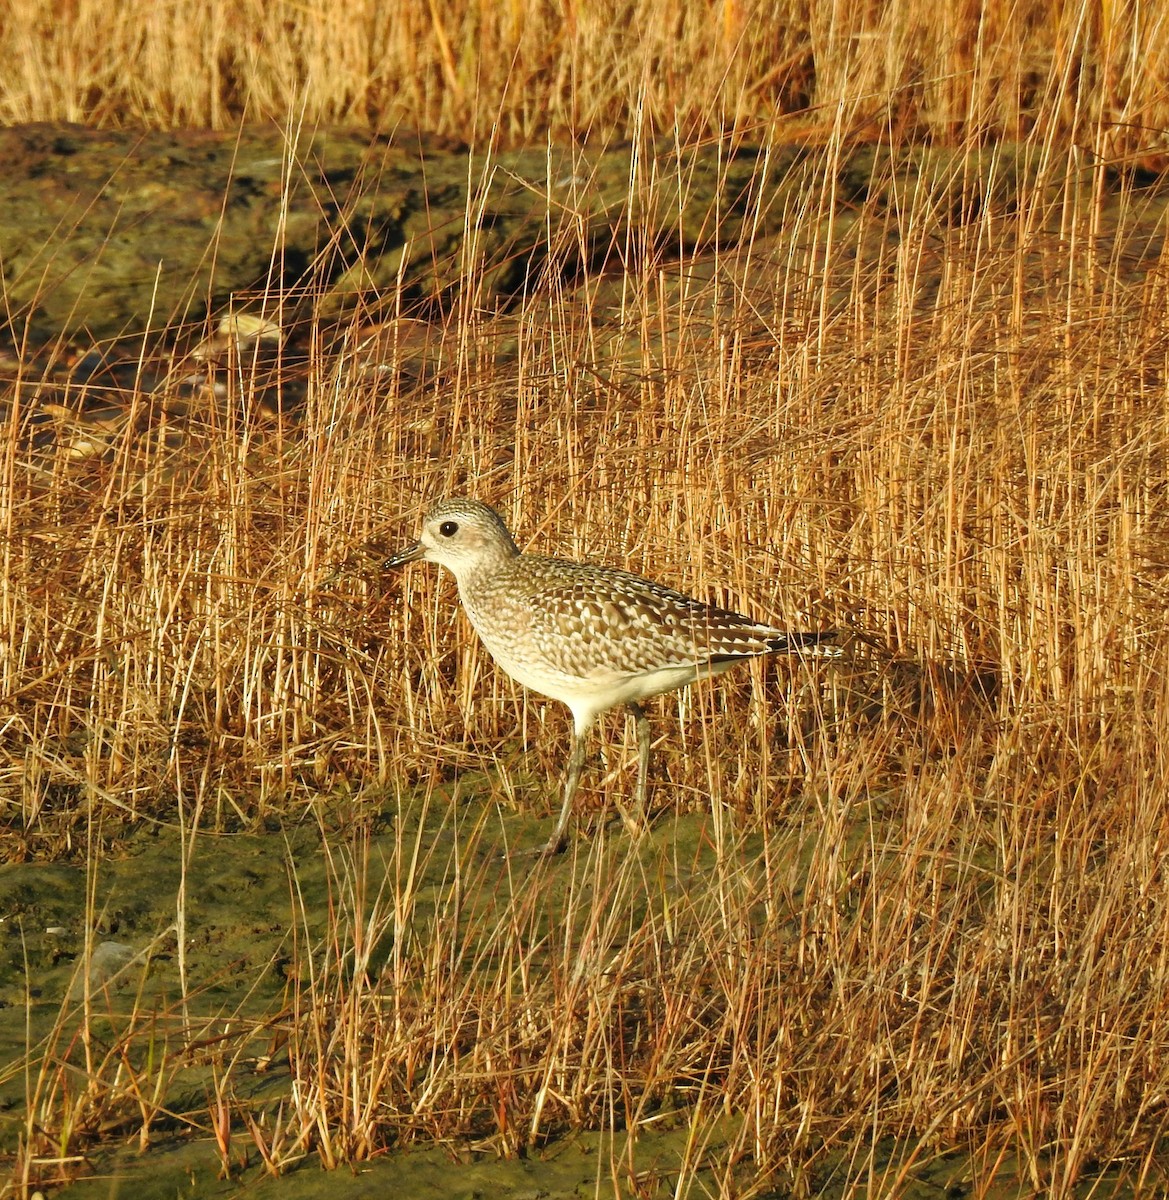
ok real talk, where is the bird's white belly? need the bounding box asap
[482,646,739,717]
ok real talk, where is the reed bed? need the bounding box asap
[0,0,1166,160]
[4,130,1168,1195]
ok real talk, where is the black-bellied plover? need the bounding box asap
[385,498,835,855]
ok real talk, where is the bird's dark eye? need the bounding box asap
[439,520,458,537]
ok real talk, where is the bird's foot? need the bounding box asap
[538,834,568,857]
[506,833,568,860]
[611,798,648,840]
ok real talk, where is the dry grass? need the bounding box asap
[4,2,1169,1196]
[0,0,1166,159]
[5,127,1169,1195]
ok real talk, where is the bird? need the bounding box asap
[384,498,835,855]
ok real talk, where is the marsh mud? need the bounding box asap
[3,123,1165,342]
[2,124,1166,470]
[0,788,766,1198]
[0,782,1147,1199]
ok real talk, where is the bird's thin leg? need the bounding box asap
[541,726,590,856]
[626,700,652,836]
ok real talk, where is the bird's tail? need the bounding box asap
[766,629,842,657]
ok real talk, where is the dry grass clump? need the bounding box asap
[0,0,1167,158]
[5,122,1169,1194]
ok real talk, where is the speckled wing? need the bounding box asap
[514,557,819,678]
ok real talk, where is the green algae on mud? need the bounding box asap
[41,1116,1155,1200]
[42,1122,738,1200]
[1,775,1158,1198]
[0,775,788,1192]
[0,777,745,1190]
